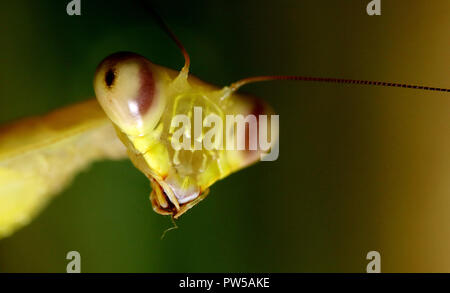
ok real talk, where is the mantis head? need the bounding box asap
[94,51,218,218]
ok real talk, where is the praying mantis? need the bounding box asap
[0,4,448,241]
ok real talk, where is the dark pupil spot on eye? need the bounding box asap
[105,69,115,87]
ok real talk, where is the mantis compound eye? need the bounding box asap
[94,52,166,136]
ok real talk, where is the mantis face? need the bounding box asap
[94,52,276,218]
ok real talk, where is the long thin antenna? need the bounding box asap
[229,75,450,93]
[142,1,190,74]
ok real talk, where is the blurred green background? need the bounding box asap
[0,0,449,272]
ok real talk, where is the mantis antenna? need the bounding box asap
[143,2,190,74]
[228,75,450,93]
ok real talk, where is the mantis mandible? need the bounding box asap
[0,7,448,239]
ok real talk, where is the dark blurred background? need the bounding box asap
[0,0,449,272]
